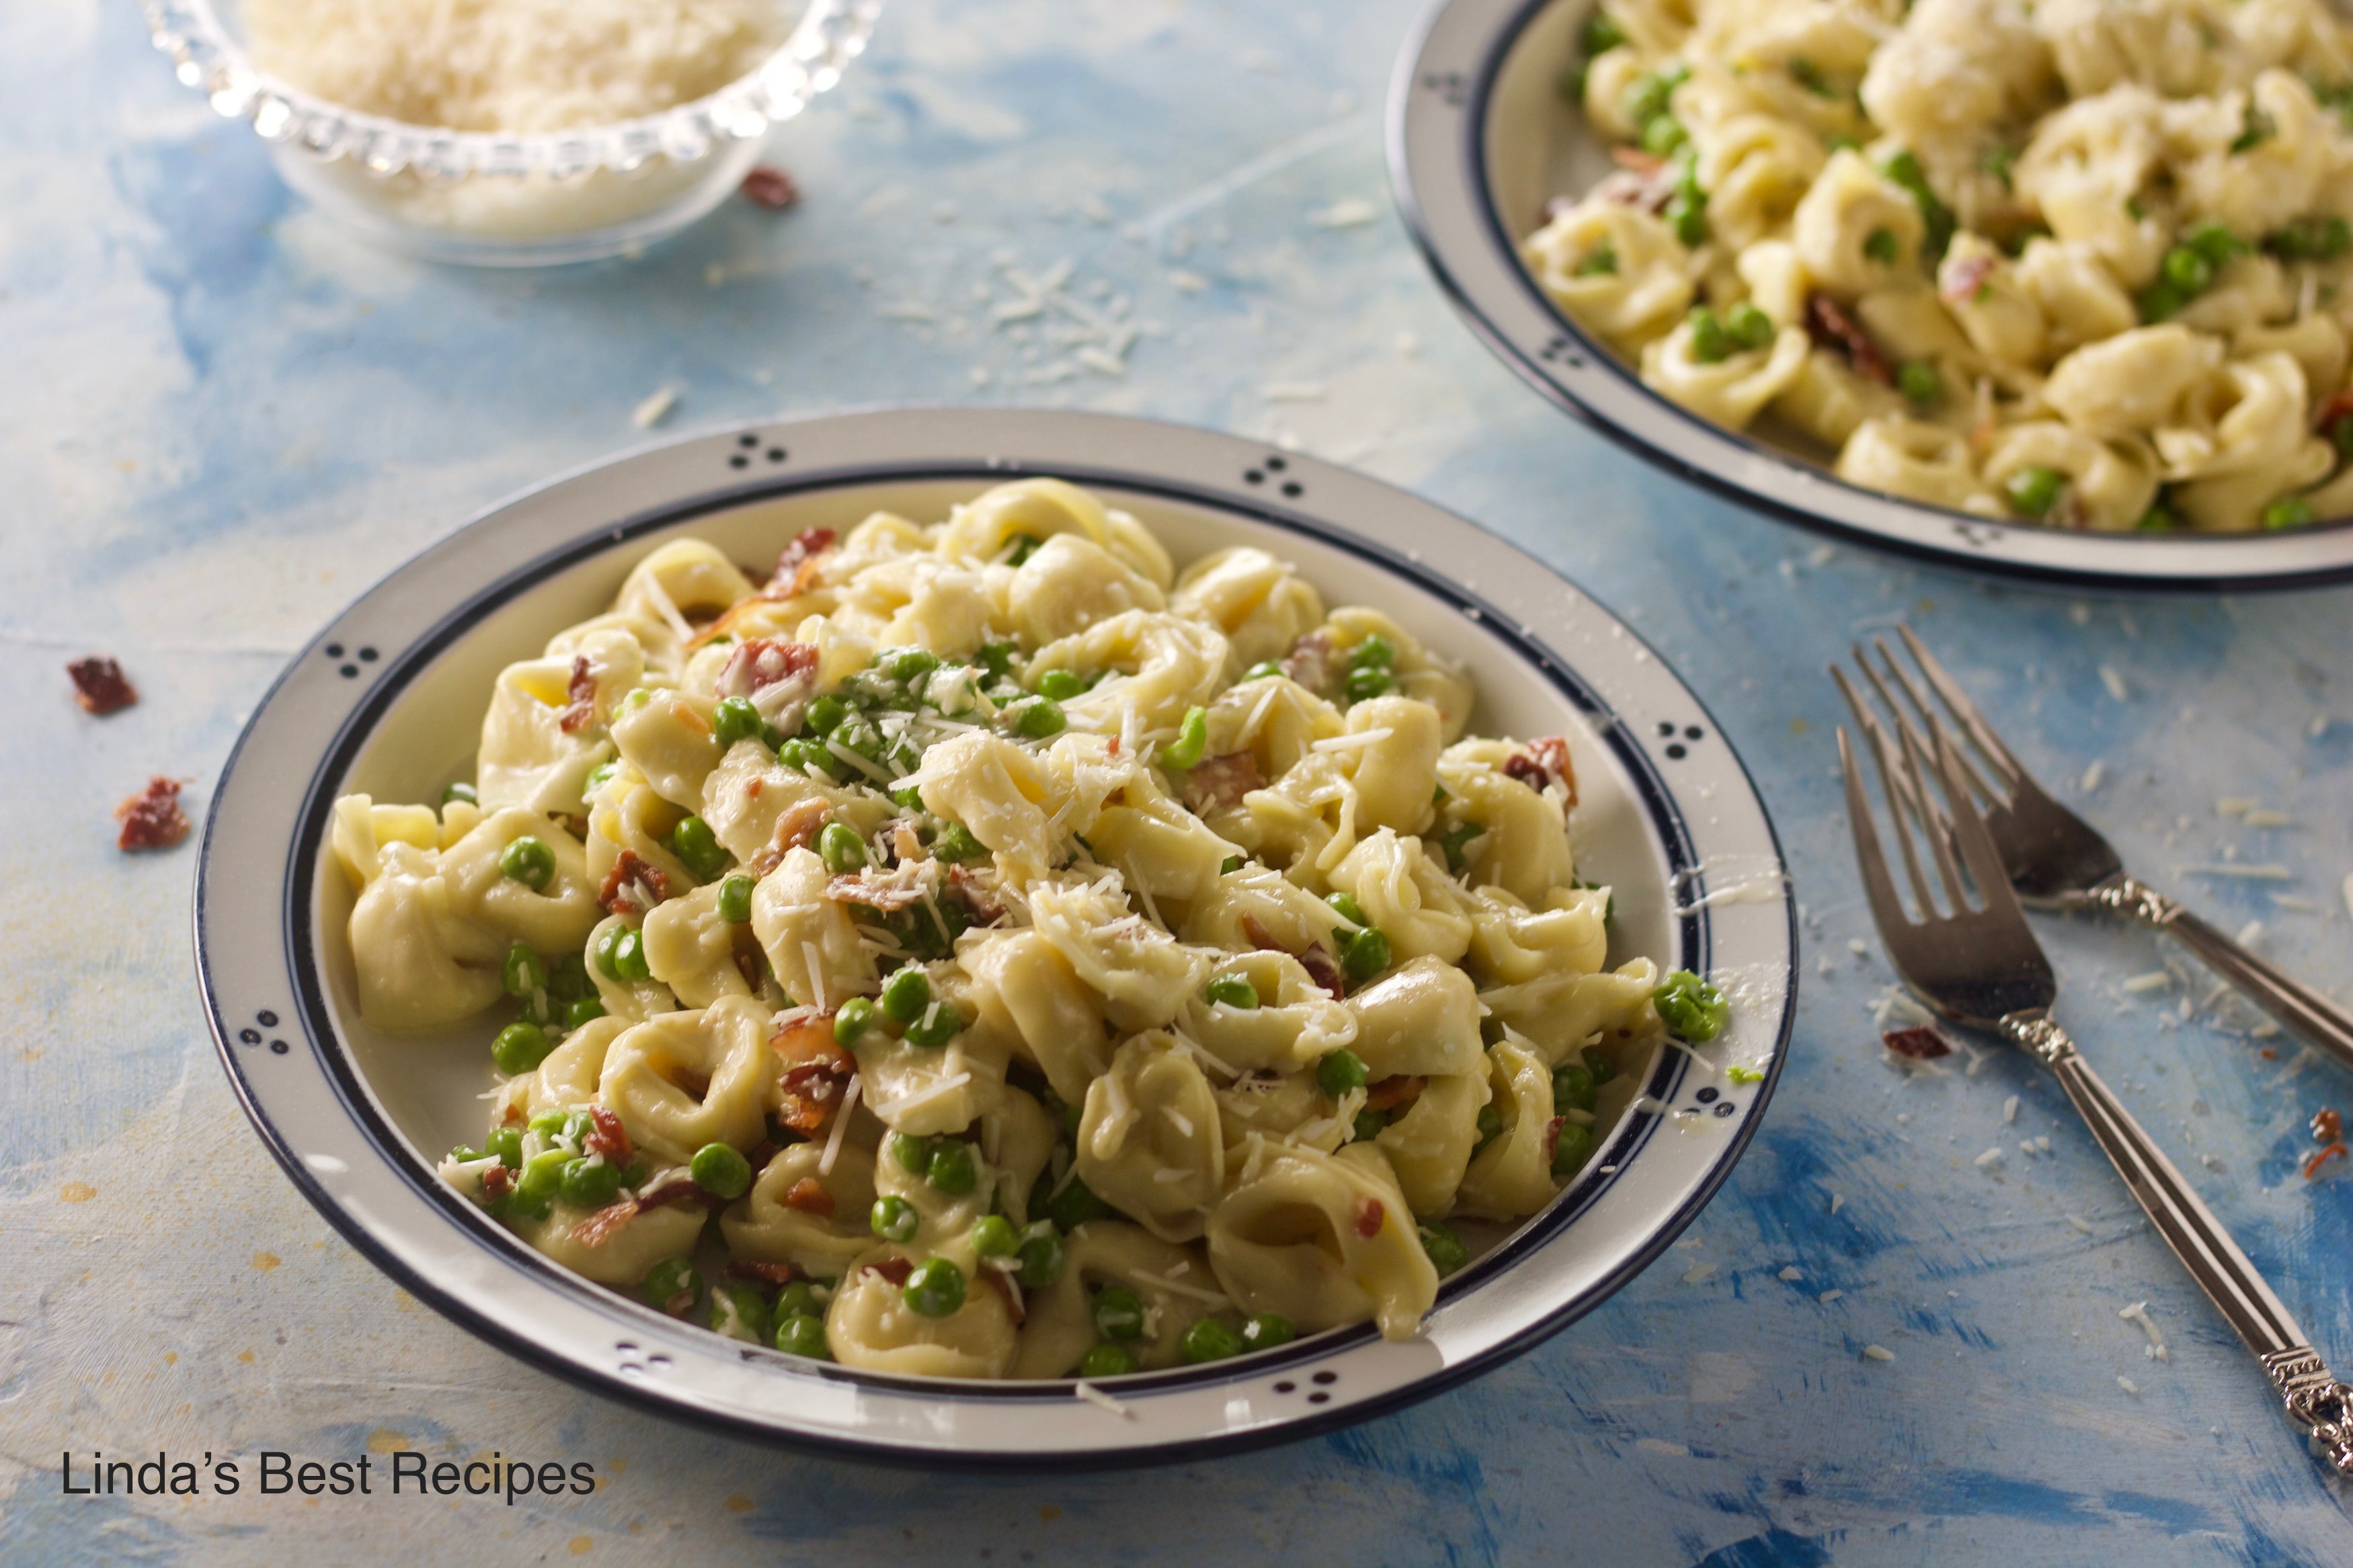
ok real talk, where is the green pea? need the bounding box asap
[971,1214,1019,1258]
[610,927,650,983]
[1034,667,1088,701]
[1181,1318,1245,1364]
[927,1141,978,1196]
[1473,1104,1503,1153]
[1666,192,1708,247]
[1316,1049,1369,1100]
[641,1257,700,1317]
[528,1108,569,1141]
[1350,634,1397,672]
[1241,660,1285,682]
[2161,245,2212,295]
[774,1282,826,1321]
[486,1126,524,1168]
[871,1195,920,1243]
[1078,1342,1138,1378]
[1241,1313,1295,1351]
[976,642,1020,682]
[1640,114,1687,156]
[713,697,764,750]
[1326,891,1369,928]
[1437,820,1486,874]
[448,1144,485,1165]
[834,996,877,1048]
[1581,10,1626,54]
[833,715,887,764]
[1045,1175,1111,1233]
[879,966,932,1025]
[903,1257,967,1319]
[774,1313,830,1359]
[1622,65,1683,126]
[889,1131,935,1175]
[1092,1286,1147,1341]
[668,815,728,882]
[2336,418,2353,462]
[1574,241,1621,276]
[712,1283,768,1344]
[1343,665,1394,703]
[1044,1087,1082,1139]
[1897,360,1942,408]
[1017,1221,1066,1287]
[1005,533,1045,568]
[441,780,478,809]
[499,835,557,891]
[1552,1061,1599,1114]
[1161,704,1209,770]
[880,647,941,686]
[502,942,547,999]
[1205,974,1260,1009]
[1341,927,1391,985]
[1006,696,1067,739]
[711,872,755,926]
[905,1003,961,1049]
[1552,1121,1597,1178]
[491,1021,553,1075]
[2004,465,2065,520]
[1862,226,1899,265]
[1353,1108,1390,1143]
[559,1155,623,1210]
[581,761,619,804]
[690,1142,753,1200]
[2264,497,2315,531]
[564,994,606,1028]
[511,1148,567,1219]
[1588,1050,1619,1087]
[2185,220,2243,269]
[545,949,590,1001]
[2136,279,2185,323]
[1725,302,1774,352]
[1653,969,1730,1042]
[811,821,865,874]
[932,821,988,864]
[1420,1221,1471,1278]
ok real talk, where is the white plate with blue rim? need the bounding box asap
[1386,0,2353,590]
[193,406,1797,1466]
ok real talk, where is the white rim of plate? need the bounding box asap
[1386,0,2353,591]
[192,407,1798,1466]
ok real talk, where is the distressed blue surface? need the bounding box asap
[5,1,2353,1563]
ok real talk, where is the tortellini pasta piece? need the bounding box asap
[1207,1141,1437,1339]
[1027,876,1208,1034]
[722,1143,883,1280]
[1179,950,1357,1073]
[1027,610,1230,735]
[1012,1223,1213,1378]
[1642,318,1812,430]
[1455,1042,1563,1221]
[1980,421,2159,530]
[1793,151,1927,298]
[518,1199,706,1288]
[1835,418,2003,515]
[476,628,637,815]
[1007,532,1166,647]
[1374,1071,1492,1219]
[1169,546,1326,672]
[1463,884,1611,988]
[1521,198,1697,347]
[827,1252,1020,1378]
[960,930,1112,1106]
[595,995,771,1163]
[608,688,722,814]
[1328,830,1474,966]
[936,477,1174,589]
[640,880,752,1007]
[1077,1032,1225,1243]
[1325,610,1474,744]
[1482,958,1666,1063]
[750,847,877,1012]
[1343,957,1486,1081]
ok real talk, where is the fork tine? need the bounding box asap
[1866,637,2001,811]
[1833,667,1940,916]
[1896,718,1971,916]
[1927,713,2026,920]
[1838,727,1915,940]
[1897,624,2026,790]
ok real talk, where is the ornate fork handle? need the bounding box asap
[2076,876,2353,1076]
[2002,1010,2353,1479]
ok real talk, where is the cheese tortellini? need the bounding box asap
[342,479,1676,1385]
[1529,0,2353,531]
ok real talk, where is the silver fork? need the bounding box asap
[1835,626,2353,1075]
[1839,710,2353,1480]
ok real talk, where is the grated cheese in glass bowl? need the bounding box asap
[143,0,879,265]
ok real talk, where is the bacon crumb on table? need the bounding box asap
[114,777,190,852]
[740,166,801,210]
[67,656,137,716]
[1880,1026,1951,1060]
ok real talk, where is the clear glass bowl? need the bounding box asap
[142,0,881,266]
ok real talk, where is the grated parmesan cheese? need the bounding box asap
[1862,1344,1895,1362]
[243,0,791,134]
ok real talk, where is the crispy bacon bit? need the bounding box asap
[740,165,801,210]
[783,1178,836,1216]
[1938,252,1995,306]
[584,1106,633,1165]
[753,798,836,877]
[67,657,137,716]
[1880,1026,1952,1060]
[866,1256,915,1286]
[764,528,838,600]
[572,1198,639,1248]
[1542,1114,1567,1165]
[716,637,820,704]
[1107,734,1121,757]
[2262,1046,2280,1061]
[558,657,598,734]
[1804,294,1890,385]
[772,1016,856,1133]
[1365,1075,1428,1113]
[1299,942,1347,997]
[1183,751,1265,814]
[635,1174,706,1211]
[115,777,190,852]
[1609,145,1667,175]
[980,1264,1027,1325]
[598,849,672,916]
[2306,1143,2348,1180]
[1240,914,1281,951]
[481,1163,514,1201]
[945,864,1006,928]
[2314,1108,2343,1145]
[1281,630,1336,694]
[727,1260,800,1285]
[1504,735,1577,809]
[1350,1196,1386,1239]
[826,864,934,912]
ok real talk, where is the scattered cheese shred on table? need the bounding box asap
[242,0,790,134]
[1862,1344,1895,1362]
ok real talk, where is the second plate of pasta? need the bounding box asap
[194,407,1794,1463]
[1390,0,2353,587]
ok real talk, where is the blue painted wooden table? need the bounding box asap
[7,1,2353,1562]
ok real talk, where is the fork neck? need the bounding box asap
[1997,1010,2077,1069]
[2065,874,2175,924]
